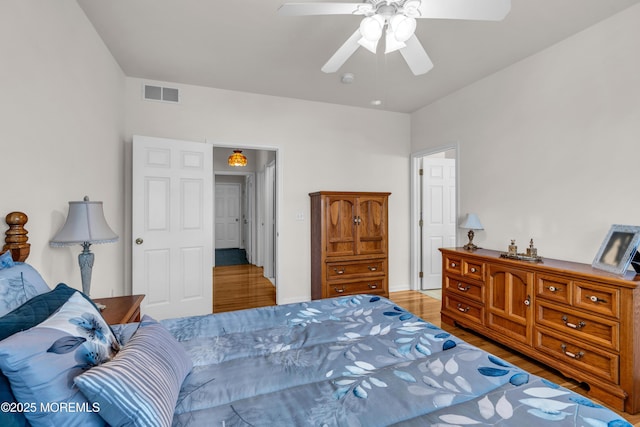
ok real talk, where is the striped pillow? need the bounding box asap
[75,315,192,427]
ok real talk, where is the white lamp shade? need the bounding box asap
[461,213,484,230]
[389,14,416,42]
[359,14,385,42]
[50,197,118,246]
[357,36,379,54]
[385,30,407,54]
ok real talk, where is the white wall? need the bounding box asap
[125,79,412,303]
[0,0,126,297]
[411,4,640,265]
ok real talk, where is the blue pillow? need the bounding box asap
[0,283,83,341]
[0,283,83,427]
[0,251,15,270]
[0,263,50,317]
[75,315,193,427]
[0,292,119,427]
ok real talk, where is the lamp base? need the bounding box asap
[78,242,94,296]
[463,230,479,251]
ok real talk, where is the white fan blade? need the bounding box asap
[278,2,370,16]
[417,0,510,21]
[399,34,433,75]
[321,29,362,73]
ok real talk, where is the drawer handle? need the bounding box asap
[561,315,586,330]
[546,285,561,293]
[561,344,585,360]
[456,303,470,313]
[368,266,377,272]
[368,283,378,289]
[457,282,471,292]
[334,287,345,293]
[450,262,457,268]
[470,267,477,273]
[586,295,607,304]
[333,268,345,275]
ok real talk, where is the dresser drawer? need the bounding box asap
[444,255,483,281]
[535,300,619,351]
[444,276,483,302]
[537,274,571,305]
[443,293,484,324]
[463,259,484,281]
[444,254,463,276]
[573,281,619,319]
[326,260,385,280]
[326,279,385,297]
[535,328,618,384]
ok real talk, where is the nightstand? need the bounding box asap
[92,294,145,325]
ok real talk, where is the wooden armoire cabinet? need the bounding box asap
[310,191,390,299]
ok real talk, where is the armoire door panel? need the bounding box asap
[325,197,356,256]
[358,197,387,255]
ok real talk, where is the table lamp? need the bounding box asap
[461,213,483,251]
[50,196,118,296]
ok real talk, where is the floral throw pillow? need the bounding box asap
[0,292,119,427]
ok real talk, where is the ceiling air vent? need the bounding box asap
[143,84,180,103]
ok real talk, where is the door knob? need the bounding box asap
[135,238,143,245]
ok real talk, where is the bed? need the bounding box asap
[0,211,633,427]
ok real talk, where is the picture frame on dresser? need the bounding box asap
[592,224,640,275]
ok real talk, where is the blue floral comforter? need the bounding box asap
[114,295,631,426]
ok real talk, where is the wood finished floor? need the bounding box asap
[213,265,639,425]
[213,264,276,313]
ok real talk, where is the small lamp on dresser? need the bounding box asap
[461,213,483,251]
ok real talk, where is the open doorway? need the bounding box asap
[410,146,458,293]
[212,145,278,312]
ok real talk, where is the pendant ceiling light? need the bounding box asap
[228,150,247,167]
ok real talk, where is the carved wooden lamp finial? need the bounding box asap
[3,211,30,261]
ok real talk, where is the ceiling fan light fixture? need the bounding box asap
[385,30,406,54]
[359,14,385,42]
[358,36,379,54]
[278,0,512,77]
[389,14,416,42]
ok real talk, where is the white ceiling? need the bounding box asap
[77,0,640,113]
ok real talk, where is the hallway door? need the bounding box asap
[215,183,241,249]
[421,157,456,289]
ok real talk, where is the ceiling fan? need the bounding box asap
[278,0,511,76]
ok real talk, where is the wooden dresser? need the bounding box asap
[440,247,640,414]
[310,191,390,299]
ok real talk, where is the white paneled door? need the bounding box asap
[132,135,213,319]
[421,157,456,289]
[214,183,241,249]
